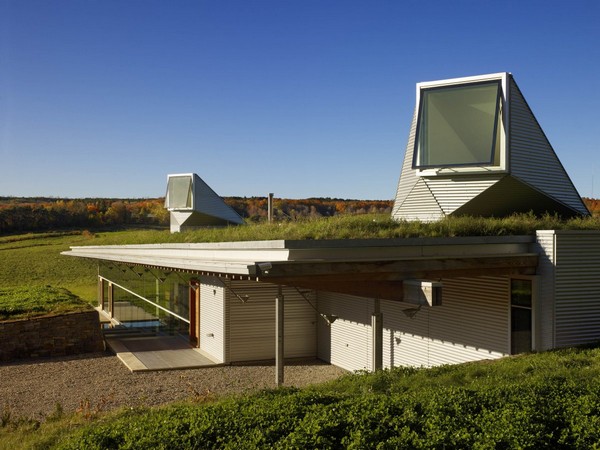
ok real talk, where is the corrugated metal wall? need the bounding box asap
[534,231,556,350]
[392,109,419,219]
[553,232,600,347]
[382,276,509,368]
[317,292,373,372]
[394,179,444,222]
[199,276,226,363]
[509,79,588,215]
[226,281,317,362]
[318,277,509,371]
[425,175,502,215]
[193,174,243,224]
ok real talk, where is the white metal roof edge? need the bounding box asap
[416,72,510,90]
[536,230,600,235]
[65,235,534,252]
[61,235,537,277]
[61,249,258,275]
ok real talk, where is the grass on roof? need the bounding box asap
[96,212,600,245]
[0,285,91,321]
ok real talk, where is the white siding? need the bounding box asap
[425,175,502,215]
[192,175,244,224]
[199,276,226,363]
[553,232,600,347]
[382,276,509,368]
[535,231,556,350]
[392,109,419,219]
[509,79,587,215]
[227,281,317,362]
[317,292,373,372]
[395,179,444,222]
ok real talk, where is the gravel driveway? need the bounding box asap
[0,351,346,421]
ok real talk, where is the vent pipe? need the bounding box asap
[268,193,274,223]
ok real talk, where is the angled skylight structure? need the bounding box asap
[165,173,244,232]
[392,72,589,221]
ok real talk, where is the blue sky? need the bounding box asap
[1,1,598,200]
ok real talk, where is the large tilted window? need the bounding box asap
[413,80,503,169]
[165,175,193,209]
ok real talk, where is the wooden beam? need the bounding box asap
[254,255,538,301]
[260,255,539,280]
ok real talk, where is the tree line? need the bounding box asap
[4,196,594,235]
[0,196,393,234]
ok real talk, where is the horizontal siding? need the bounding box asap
[227,281,317,362]
[554,232,600,347]
[317,292,372,372]
[425,176,502,215]
[395,179,444,222]
[509,79,587,215]
[199,276,225,362]
[534,231,556,350]
[392,109,419,219]
[382,276,509,368]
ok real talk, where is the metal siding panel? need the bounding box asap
[554,232,600,347]
[192,174,244,224]
[392,109,422,219]
[395,178,444,221]
[509,80,587,215]
[425,176,502,214]
[382,276,509,368]
[317,291,372,372]
[199,276,225,362]
[227,281,317,362]
[534,231,556,350]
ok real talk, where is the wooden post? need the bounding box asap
[276,285,284,386]
[189,280,201,347]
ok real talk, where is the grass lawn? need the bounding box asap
[0,285,90,320]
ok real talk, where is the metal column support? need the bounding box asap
[276,285,284,386]
[372,298,383,371]
[98,276,104,310]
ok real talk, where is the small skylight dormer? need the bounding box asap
[165,174,194,210]
[412,72,509,176]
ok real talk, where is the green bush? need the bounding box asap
[49,345,600,449]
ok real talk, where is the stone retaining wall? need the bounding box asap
[0,310,105,361]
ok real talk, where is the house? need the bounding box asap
[63,73,599,383]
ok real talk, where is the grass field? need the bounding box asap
[0,229,171,301]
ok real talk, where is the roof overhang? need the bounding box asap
[62,236,539,301]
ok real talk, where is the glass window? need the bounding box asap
[413,81,502,168]
[166,176,193,209]
[511,279,532,354]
